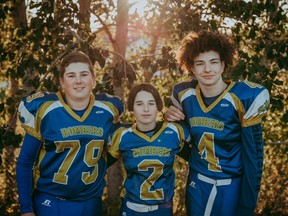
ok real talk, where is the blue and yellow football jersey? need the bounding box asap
[171,80,269,178]
[108,122,191,205]
[171,79,270,211]
[18,91,124,200]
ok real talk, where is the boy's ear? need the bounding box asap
[221,61,225,72]
[60,78,65,91]
[190,68,195,76]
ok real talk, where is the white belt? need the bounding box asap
[197,173,232,216]
[126,201,159,212]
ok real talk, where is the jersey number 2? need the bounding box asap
[139,159,164,200]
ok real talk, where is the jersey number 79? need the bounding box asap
[52,140,104,185]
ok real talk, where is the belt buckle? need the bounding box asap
[148,205,158,211]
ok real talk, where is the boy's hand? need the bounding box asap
[165,106,185,121]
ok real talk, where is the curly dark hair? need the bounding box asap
[176,30,237,73]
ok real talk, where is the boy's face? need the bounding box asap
[192,50,225,86]
[60,62,95,103]
[133,90,158,131]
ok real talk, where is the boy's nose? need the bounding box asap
[143,105,149,112]
[204,63,212,72]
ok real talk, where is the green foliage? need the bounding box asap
[256,144,288,215]
[257,70,287,215]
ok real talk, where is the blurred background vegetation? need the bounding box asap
[0,0,287,215]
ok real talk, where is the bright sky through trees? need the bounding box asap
[128,0,149,17]
[90,0,149,31]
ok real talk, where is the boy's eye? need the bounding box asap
[195,62,204,66]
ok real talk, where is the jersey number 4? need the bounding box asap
[53,140,103,185]
[198,132,222,172]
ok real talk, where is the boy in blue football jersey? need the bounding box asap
[16,51,124,216]
[165,31,270,216]
[108,83,191,216]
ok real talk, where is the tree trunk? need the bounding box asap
[107,0,129,206]
[79,0,91,37]
[273,0,279,9]
[4,1,27,206]
[12,0,27,26]
[113,0,129,62]
[4,81,19,205]
[144,28,160,82]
